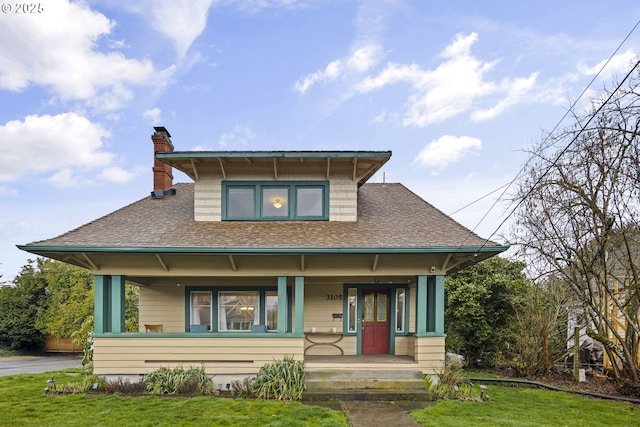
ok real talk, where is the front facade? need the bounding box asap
[20,127,507,377]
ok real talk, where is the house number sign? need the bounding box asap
[325,294,342,301]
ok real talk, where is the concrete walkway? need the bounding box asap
[340,401,428,426]
[0,355,83,376]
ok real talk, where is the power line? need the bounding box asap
[454,18,640,249]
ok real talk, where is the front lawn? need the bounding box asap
[0,370,347,427]
[412,378,639,426]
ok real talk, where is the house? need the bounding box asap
[18,127,507,379]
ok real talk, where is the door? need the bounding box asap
[362,289,390,354]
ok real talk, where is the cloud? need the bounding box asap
[97,166,142,184]
[0,186,18,197]
[143,108,162,125]
[295,44,384,94]
[118,0,214,57]
[471,73,539,121]
[0,0,174,110]
[0,113,113,183]
[218,125,257,148]
[577,48,638,80]
[414,135,482,172]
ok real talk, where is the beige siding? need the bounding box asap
[303,282,351,355]
[394,335,414,357]
[192,164,358,222]
[139,285,185,333]
[414,336,445,375]
[93,337,305,375]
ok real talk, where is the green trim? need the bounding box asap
[111,275,125,333]
[18,244,510,254]
[294,277,304,335]
[434,275,445,335]
[185,286,282,332]
[222,181,329,221]
[94,275,106,334]
[157,151,392,160]
[277,277,287,334]
[95,333,306,338]
[416,275,427,335]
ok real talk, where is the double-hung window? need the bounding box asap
[223,181,328,220]
[188,288,281,332]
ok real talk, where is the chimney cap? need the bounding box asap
[153,126,171,138]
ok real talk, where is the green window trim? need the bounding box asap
[222,180,329,221]
[342,284,410,337]
[184,286,291,333]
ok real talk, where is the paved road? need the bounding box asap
[0,355,83,376]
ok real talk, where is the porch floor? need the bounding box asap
[305,354,420,371]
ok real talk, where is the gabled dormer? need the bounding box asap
[151,127,391,222]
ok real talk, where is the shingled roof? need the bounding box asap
[22,182,502,251]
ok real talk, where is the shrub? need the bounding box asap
[142,365,214,395]
[231,377,254,397]
[426,361,484,401]
[251,356,305,400]
[105,377,146,394]
[56,375,105,394]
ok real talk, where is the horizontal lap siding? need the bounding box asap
[414,336,445,374]
[93,337,304,375]
[139,285,184,333]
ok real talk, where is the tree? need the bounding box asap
[0,261,48,350]
[512,67,640,381]
[445,256,529,367]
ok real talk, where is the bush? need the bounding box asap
[55,375,105,394]
[426,361,484,401]
[105,377,146,394]
[142,365,214,395]
[251,356,305,400]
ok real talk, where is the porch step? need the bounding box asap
[303,370,432,402]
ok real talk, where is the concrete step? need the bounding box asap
[302,389,433,402]
[303,369,432,402]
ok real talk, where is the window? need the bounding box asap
[219,291,259,331]
[347,288,357,333]
[190,291,212,331]
[186,287,281,332]
[223,181,328,220]
[396,288,405,333]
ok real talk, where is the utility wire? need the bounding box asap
[477,58,640,252]
[454,18,640,249]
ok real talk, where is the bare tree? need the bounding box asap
[512,67,640,381]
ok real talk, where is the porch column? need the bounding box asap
[294,276,305,336]
[277,276,287,334]
[110,275,126,333]
[416,275,427,336]
[94,275,108,334]
[426,275,445,335]
[93,275,125,334]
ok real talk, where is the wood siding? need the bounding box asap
[139,285,185,333]
[93,337,304,375]
[192,163,357,222]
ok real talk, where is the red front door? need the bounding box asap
[362,289,390,354]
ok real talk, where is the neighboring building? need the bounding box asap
[19,127,507,378]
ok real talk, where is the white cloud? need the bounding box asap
[0,0,174,110]
[354,33,540,126]
[49,168,81,189]
[143,108,162,125]
[295,44,384,94]
[119,0,214,57]
[414,135,482,172]
[0,113,113,183]
[98,166,141,184]
[218,125,257,148]
[577,48,638,80]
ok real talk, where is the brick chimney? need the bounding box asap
[151,126,175,199]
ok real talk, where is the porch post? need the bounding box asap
[294,276,304,335]
[110,275,126,333]
[277,276,287,334]
[434,275,445,335]
[94,275,107,334]
[416,275,427,336]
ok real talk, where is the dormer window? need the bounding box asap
[223,181,329,221]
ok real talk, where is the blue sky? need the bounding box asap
[1,0,640,281]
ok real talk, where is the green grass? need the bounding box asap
[411,381,640,426]
[0,370,347,427]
